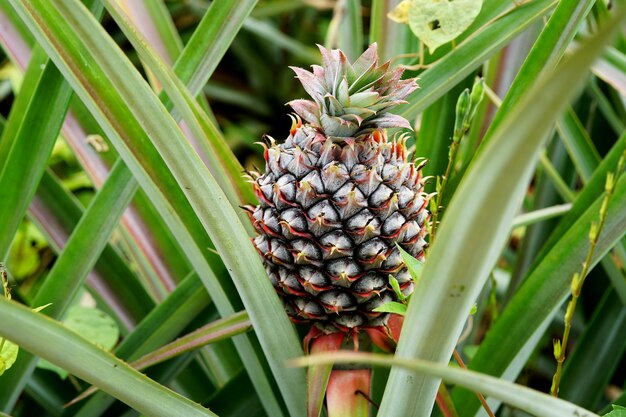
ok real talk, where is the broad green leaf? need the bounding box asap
[0,298,216,417]
[294,352,599,417]
[7,222,46,279]
[388,0,410,23]
[39,306,119,379]
[0,340,17,376]
[408,0,482,53]
[379,9,626,417]
[399,0,557,121]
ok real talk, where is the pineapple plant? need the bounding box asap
[3,1,624,416]
[245,44,429,349]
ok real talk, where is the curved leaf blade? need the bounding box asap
[293,352,599,417]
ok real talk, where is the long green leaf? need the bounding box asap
[379,10,626,417]
[511,204,573,229]
[104,0,255,212]
[293,352,598,417]
[0,298,216,417]
[24,371,69,416]
[0,0,32,62]
[415,81,471,188]
[108,1,254,211]
[0,0,182,303]
[8,2,306,416]
[132,311,250,370]
[556,107,626,305]
[594,46,626,96]
[1,159,137,410]
[0,47,72,261]
[175,0,259,96]
[32,170,155,329]
[481,0,594,143]
[40,0,282,412]
[33,161,136,320]
[557,107,602,181]
[588,78,626,134]
[0,6,101,405]
[123,0,182,64]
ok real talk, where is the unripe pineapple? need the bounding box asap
[246,44,428,344]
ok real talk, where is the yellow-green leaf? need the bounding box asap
[8,222,47,279]
[32,303,51,313]
[388,0,411,23]
[373,301,408,315]
[397,244,424,284]
[408,0,483,53]
[0,340,18,376]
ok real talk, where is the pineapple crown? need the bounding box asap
[288,43,418,141]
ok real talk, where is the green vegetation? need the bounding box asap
[0,1,625,416]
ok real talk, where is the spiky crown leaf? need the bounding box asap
[288,43,418,140]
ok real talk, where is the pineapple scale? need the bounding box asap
[248,125,428,334]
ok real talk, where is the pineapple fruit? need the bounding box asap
[246,44,428,346]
